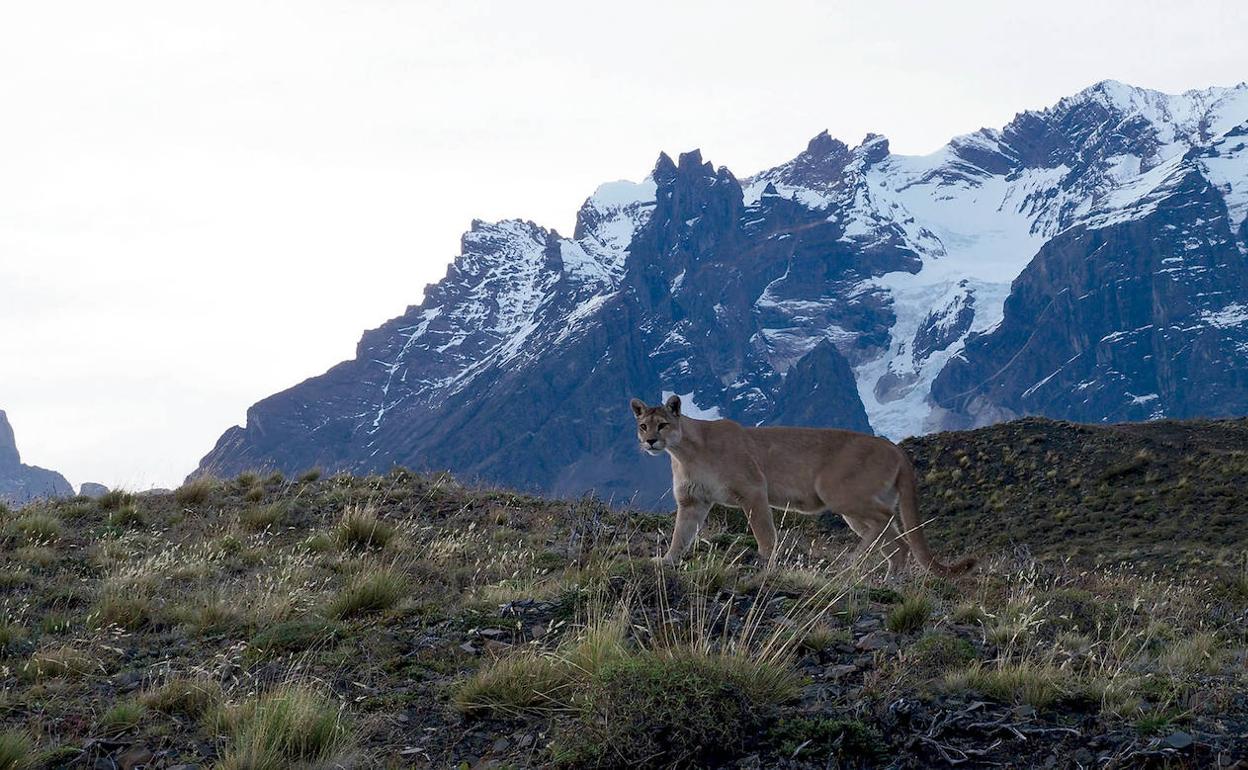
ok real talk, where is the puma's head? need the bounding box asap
[629,395,683,455]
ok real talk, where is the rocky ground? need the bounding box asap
[1,417,1247,768]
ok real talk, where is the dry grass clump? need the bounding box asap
[5,512,63,544]
[24,645,96,681]
[324,564,408,619]
[943,661,1075,708]
[96,489,133,510]
[142,676,224,718]
[333,506,395,551]
[886,595,933,633]
[240,502,288,533]
[216,684,354,770]
[174,476,218,506]
[0,731,35,770]
[108,504,145,528]
[98,700,146,732]
[297,468,322,484]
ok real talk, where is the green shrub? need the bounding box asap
[943,661,1074,708]
[552,651,789,767]
[769,717,884,762]
[908,633,976,678]
[453,653,569,715]
[0,621,26,652]
[24,646,94,680]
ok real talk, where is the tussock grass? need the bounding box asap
[99,700,145,732]
[944,661,1075,708]
[96,489,133,510]
[217,685,354,770]
[24,646,95,680]
[174,476,217,506]
[5,512,63,544]
[0,620,27,652]
[93,583,154,630]
[1161,632,1224,675]
[14,545,57,569]
[324,565,408,619]
[240,502,288,533]
[334,506,395,551]
[886,595,933,633]
[142,676,223,718]
[108,504,145,528]
[298,468,322,484]
[0,731,34,770]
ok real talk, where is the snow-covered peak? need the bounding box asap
[586,178,658,210]
[1045,80,1248,152]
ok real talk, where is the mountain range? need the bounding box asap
[0,410,73,506]
[195,80,1248,505]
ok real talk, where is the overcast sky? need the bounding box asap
[2,0,1245,490]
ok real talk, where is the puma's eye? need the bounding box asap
[658,422,669,430]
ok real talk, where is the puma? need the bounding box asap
[630,394,974,577]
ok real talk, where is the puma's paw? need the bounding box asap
[651,555,675,568]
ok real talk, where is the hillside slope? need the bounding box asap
[7,418,1247,767]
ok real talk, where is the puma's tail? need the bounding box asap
[895,456,976,577]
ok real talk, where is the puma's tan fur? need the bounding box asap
[630,395,974,577]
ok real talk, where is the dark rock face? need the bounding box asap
[196,81,1248,505]
[0,410,73,506]
[933,152,1248,425]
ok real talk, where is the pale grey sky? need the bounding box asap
[2,0,1245,489]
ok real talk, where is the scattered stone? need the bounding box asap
[114,671,143,691]
[516,733,534,749]
[1162,731,1194,750]
[117,746,153,770]
[825,664,858,679]
[855,630,899,653]
[477,627,508,639]
[459,642,478,655]
[491,737,510,753]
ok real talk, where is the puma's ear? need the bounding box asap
[664,394,681,416]
[630,398,647,418]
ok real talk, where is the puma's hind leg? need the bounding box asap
[736,490,777,566]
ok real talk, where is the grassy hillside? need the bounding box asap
[0,418,1246,768]
[904,416,1248,570]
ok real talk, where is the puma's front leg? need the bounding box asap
[659,500,710,565]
